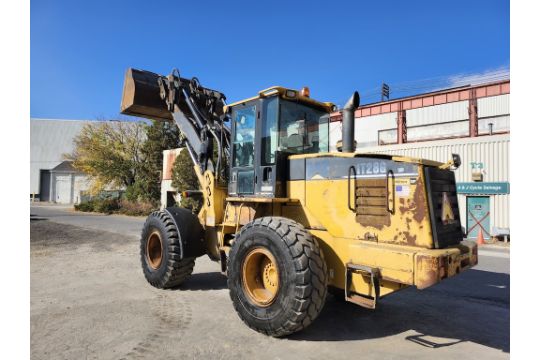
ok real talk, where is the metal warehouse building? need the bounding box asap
[31,118,94,203]
[30,118,135,204]
[330,80,510,240]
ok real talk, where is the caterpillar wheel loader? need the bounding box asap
[120,68,478,337]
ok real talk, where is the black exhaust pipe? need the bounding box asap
[342,91,360,153]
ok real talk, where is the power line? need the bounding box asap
[357,68,509,105]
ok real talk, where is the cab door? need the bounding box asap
[229,101,258,195]
[256,97,280,197]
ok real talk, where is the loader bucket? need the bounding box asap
[120,68,226,122]
[120,68,173,121]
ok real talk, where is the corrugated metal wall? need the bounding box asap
[354,113,397,148]
[30,119,90,194]
[357,135,510,230]
[329,112,397,151]
[478,94,510,117]
[335,93,509,148]
[406,100,469,126]
[477,94,510,135]
[329,113,397,150]
[407,121,469,142]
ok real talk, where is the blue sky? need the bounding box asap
[31,0,509,120]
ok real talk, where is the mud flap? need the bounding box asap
[164,207,206,258]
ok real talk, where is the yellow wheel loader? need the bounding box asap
[121,68,478,337]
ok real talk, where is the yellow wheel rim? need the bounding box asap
[242,247,279,307]
[146,231,163,270]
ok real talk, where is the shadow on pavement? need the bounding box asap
[289,269,509,353]
[176,272,228,291]
[30,214,48,221]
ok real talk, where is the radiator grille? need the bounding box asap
[424,167,463,248]
[355,178,390,228]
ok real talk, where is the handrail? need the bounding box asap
[348,166,357,212]
[386,170,395,214]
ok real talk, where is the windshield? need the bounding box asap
[261,98,329,165]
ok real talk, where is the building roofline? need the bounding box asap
[330,79,510,121]
[360,79,510,108]
[30,118,144,122]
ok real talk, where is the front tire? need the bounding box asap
[227,217,328,337]
[140,211,195,289]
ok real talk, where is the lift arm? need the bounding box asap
[120,68,230,180]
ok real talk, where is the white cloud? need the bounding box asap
[447,66,510,88]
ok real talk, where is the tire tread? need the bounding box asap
[228,216,328,337]
[140,211,195,289]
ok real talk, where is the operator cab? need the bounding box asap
[226,87,335,198]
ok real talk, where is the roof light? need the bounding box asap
[285,90,297,98]
[260,88,279,97]
[300,87,310,98]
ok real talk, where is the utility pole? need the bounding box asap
[381,83,390,102]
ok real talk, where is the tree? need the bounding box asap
[68,119,182,203]
[67,121,146,193]
[136,120,182,202]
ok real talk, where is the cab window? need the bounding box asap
[232,105,256,167]
[261,97,279,165]
[278,100,328,154]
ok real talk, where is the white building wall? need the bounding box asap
[329,113,397,150]
[31,119,92,195]
[329,121,341,152]
[331,96,505,150]
[478,94,510,117]
[477,94,510,135]
[357,135,510,230]
[354,113,397,148]
[406,101,469,126]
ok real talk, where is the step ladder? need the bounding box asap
[345,263,381,309]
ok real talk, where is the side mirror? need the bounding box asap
[439,153,462,170]
[452,153,461,169]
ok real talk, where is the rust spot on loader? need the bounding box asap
[411,176,427,223]
[403,231,417,245]
[415,254,441,290]
[405,217,412,231]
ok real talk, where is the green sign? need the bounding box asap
[456,182,510,195]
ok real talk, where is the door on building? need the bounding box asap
[39,169,51,201]
[466,196,490,239]
[55,175,71,204]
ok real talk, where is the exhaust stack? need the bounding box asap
[341,91,360,153]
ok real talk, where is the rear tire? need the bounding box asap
[227,217,328,337]
[140,211,195,289]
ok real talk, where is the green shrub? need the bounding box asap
[75,198,119,214]
[94,198,120,214]
[124,182,146,202]
[117,199,156,216]
[74,200,95,212]
[75,196,155,216]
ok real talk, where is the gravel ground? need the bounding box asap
[30,209,509,360]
